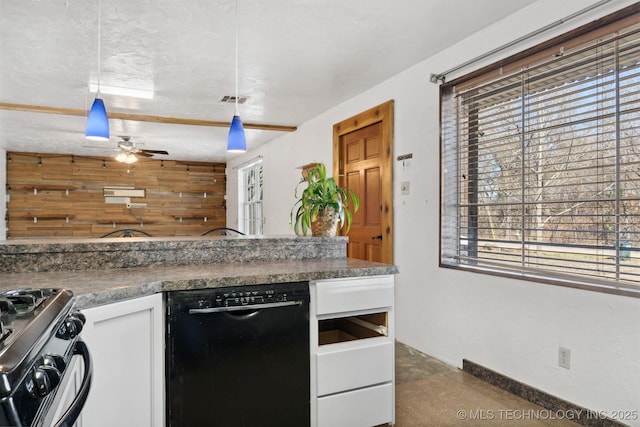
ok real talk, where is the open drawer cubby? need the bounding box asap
[318,312,388,345]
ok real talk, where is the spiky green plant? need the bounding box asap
[290,162,359,236]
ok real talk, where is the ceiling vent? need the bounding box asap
[219,95,247,104]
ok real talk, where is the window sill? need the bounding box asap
[439,261,640,299]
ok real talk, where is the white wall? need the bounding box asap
[228,0,640,423]
[225,125,332,234]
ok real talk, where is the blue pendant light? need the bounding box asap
[227,114,246,152]
[86,0,110,141]
[86,97,109,141]
[227,0,246,152]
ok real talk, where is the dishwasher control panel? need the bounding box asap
[184,283,307,310]
[216,289,275,307]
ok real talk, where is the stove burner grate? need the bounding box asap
[0,288,60,344]
[0,289,53,316]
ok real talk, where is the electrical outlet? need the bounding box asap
[558,346,571,369]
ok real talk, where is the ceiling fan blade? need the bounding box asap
[137,152,155,157]
[139,149,169,155]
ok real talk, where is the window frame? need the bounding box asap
[439,5,640,298]
[238,159,264,235]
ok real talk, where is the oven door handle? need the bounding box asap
[54,339,93,427]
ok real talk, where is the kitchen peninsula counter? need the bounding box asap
[0,235,398,308]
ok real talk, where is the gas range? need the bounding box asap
[0,288,91,427]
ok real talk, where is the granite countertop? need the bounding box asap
[0,235,398,308]
[0,235,348,273]
[0,258,398,309]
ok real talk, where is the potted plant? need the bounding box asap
[290,162,359,236]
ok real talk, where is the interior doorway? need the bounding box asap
[333,100,394,264]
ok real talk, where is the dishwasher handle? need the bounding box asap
[188,300,302,314]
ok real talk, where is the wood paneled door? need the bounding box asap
[333,100,394,264]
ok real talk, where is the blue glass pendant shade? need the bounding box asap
[85,98,110,141]
[227,114,246,152]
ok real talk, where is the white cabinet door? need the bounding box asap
[317,383,394,427]
[316,337,393,396]
[79,293,164,427]
[315,275,394,316]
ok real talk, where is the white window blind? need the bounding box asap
[441,16,640,293]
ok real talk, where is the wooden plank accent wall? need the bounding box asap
[6,152,227,239]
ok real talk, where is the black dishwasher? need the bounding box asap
[166,281,310,427]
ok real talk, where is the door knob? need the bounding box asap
[372,235,383,240]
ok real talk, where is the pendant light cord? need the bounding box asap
[97,0,102,96]
[234,0,239,115]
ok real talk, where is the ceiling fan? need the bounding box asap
[114,136,169,163]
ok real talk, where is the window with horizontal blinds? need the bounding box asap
[240,160,263,235]
[440,12,640,294]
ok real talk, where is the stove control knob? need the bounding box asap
[56,316,83,340]
[72,311,86,325]
[68,315,85,335]
[43,354,66,373]
[33,365,61,397]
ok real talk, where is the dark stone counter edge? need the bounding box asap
[72,264,399,309]
[0,236,348,254]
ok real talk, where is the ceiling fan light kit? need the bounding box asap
[109,136,169,162]
[115,151,138,164]
[85,0,110,141]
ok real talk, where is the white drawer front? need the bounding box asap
[315,275,393,316]
[317,383,393,427]
[317,339,393,396]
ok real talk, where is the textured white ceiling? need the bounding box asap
[0,0,535,162]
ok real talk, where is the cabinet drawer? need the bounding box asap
[315,275,393,316]
[317,382,393,427]
[317,338,393,396]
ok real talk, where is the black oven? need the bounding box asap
[0,288,92,427]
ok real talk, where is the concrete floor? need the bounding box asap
[394,342,580,426]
